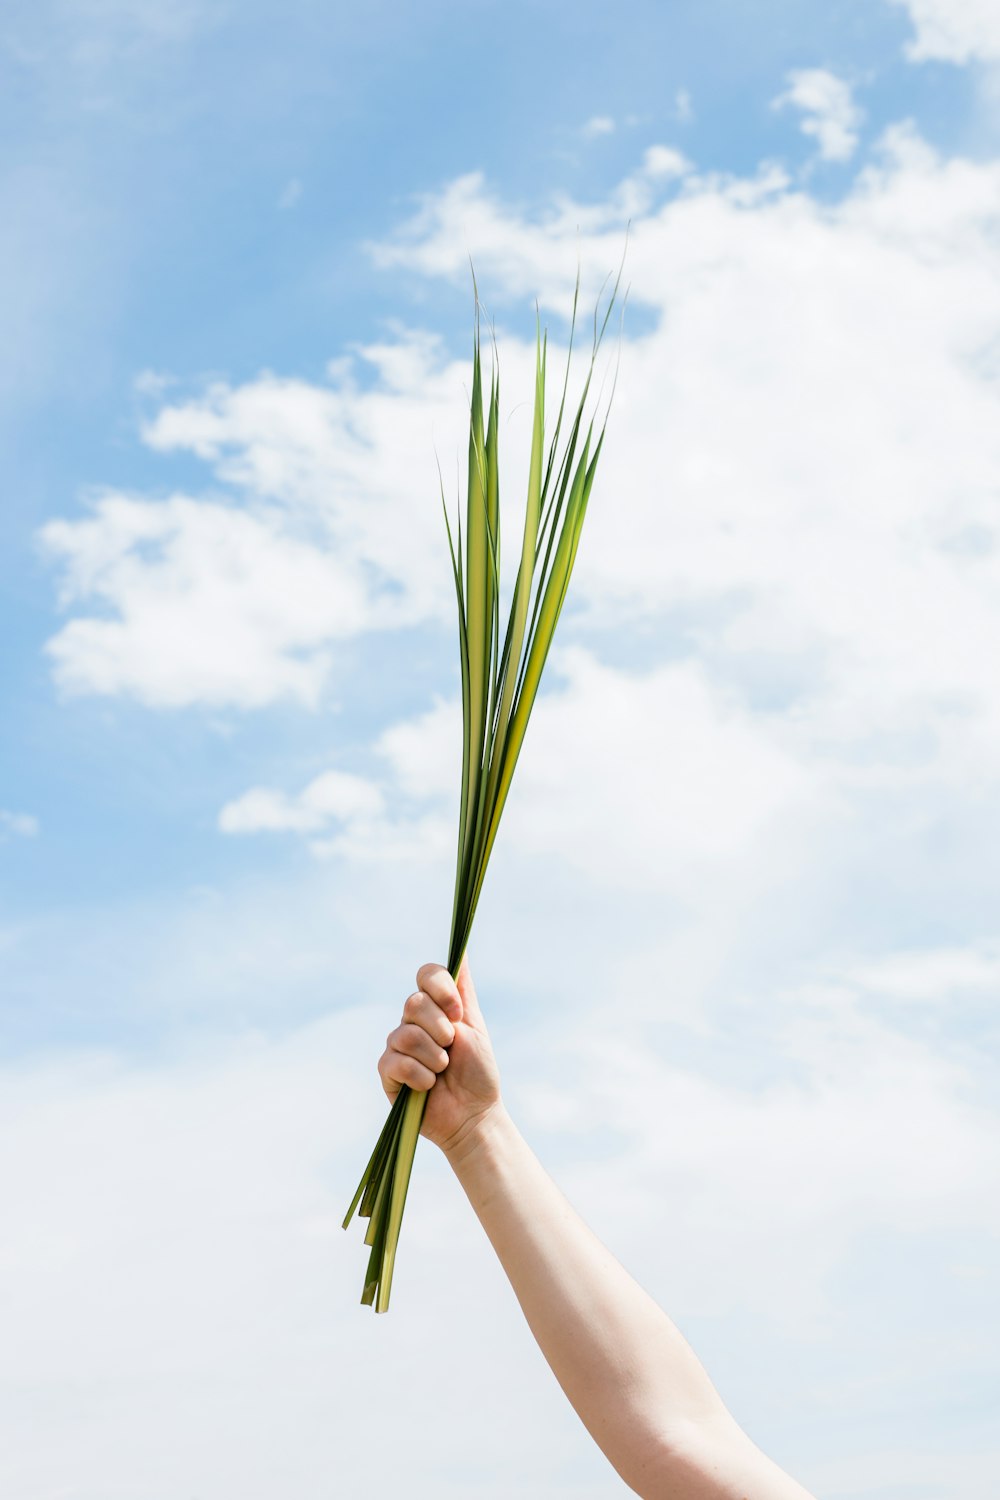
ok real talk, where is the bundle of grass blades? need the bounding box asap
[344,270,622,1311]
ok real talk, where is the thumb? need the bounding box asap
[456,954,486,1031]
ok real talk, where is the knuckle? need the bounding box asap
[405,1057,433,1089]
[402,992,422,1022]
[379,1053,400,1088]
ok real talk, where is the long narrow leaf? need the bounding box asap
[345,265,622,1311]
[483,324,545,806]
[463,322,490,860]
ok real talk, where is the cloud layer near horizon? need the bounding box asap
[2,925,998,1499]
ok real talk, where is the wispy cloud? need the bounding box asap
[581,114,615,138]
[773,67,862,161]
[0,809,39,839]
[218,699,458,861]
[219,768,384,835]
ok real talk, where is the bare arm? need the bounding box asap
[378,960,816,1500]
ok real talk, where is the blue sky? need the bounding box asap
[0,0,988,941]
[2,1,1000,1496]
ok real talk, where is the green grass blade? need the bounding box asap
[343,1080,409,1229]
[374,1085,426,1313]
[361,1163,394,1304]
[475,321,546,866]
[360,1087,408,1225]
[469,433,594,912]
[463,316,490,860]
[342,1134,385,1231]
[441,477,474,938]
[538,275,579,512]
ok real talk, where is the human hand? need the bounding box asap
[378,957,502,1157]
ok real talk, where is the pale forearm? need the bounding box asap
[383,964,814,1499]
[445,1106,739,1494]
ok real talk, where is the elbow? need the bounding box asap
[611,1411,748,1499]
[601,1417,696,1498]
[615,1433,681,1498]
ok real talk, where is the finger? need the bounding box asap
[401,990,456,1048]
[390,1021,450,1075]
[415,962,463,1023]
[378,1047,436,1095]
[379,1063,401,1102]
[456,955,485,1030]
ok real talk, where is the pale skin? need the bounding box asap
[379,959,818,1500]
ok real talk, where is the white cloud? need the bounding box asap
[374,694,459,802]
[641,142,689,178]
[559,976,1000,1329]
[41,493,371,708]
[582,114,615,137]
[888,0,1000,64]
[219,768,385,834]
[218,699,459,860]
[42,128,1000,847]
[842,939,1000,1002]
[367,148,692,303]
[41,336,471,707]
[0,809,39,839]
[360,131,1000,804]
[214,647,824,899]
[0,936,996,1498]
[773,68,862,161]
[504,648,823,892]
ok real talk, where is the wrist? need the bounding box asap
[441,1099,512,1172]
